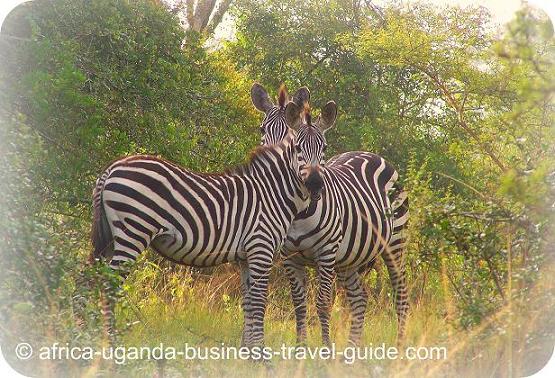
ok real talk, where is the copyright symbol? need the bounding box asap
[15,343,33,360]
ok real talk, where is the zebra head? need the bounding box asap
[251,83,310,145]
[285,101,338,201]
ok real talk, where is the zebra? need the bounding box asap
[251,83,409,346]
[89,87,327,348]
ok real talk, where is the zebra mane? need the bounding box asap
[278,84,287,109]
[104,138,294,180]
[227,134,294,176]
[303,103,312,126]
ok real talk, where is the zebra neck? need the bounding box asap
[249,141,307,220]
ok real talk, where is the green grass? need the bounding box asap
[3,253,554,377]
[102,262,452,377]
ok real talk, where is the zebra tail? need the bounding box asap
[90,171,113,264]
[90,170,119,346]
[74,171,113,328]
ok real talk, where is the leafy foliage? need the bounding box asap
[0,0,553,376]
[0,0,258,370]
[228,0,554,328]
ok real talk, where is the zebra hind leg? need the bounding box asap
[338,270,368,346]
[283,258,308,345]
[382,246,409,346]
[72,263,98,329]
[97,234,141,346]
[72,255,125,345]
[386,185,410,346]
[97,260,129,347]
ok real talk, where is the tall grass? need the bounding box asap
[3,243,554,377]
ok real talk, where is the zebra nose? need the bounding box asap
[310,192,322,201]
[304,169,323,201]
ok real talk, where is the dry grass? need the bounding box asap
[3,248,554,377]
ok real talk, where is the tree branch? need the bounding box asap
[185,0,195,28]
[206,0,233,36]
[417,65,508,172]
[191,0,218,32]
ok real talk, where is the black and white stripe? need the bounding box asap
[91,112,325,347]
[252,83,409,346]
[286,147,409,348]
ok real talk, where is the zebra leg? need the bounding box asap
[99,270,121,346]
[338,270,368,346]
[315,249,336,346]
[385,186,410,345]
[382,245,409,346]
[243,250,273,348]
[100,224,144,344]
[283,257,308,345]
[73,264,96,328]
[238,260,252,347]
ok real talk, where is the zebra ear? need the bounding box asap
[285,102,302,130]
[318,101,337,132]
[277,84,289,108]
[292,87,310,107]
[251,82,273,113]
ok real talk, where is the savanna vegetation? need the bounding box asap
[0,0,554,376]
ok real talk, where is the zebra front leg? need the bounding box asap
[243,250,273,348]
[238,260,253,347]
[315,250,336,346]
[338,270,368,346]
[283,258,308,345]
[382,246,409,346]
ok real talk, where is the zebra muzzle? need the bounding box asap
[304,170,323,201]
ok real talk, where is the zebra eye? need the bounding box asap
[295,145,302,153]
[323,144,328,152]
[259,125,265,133]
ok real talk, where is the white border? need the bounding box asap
[0,0,553,377]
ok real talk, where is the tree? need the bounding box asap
[0,0,258,359]
[170,0,233,35]
[225,0,555,327]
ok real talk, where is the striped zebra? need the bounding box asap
[251,84,409,346]
[89,90,326,347]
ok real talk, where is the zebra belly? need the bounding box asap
[283,210,393,271]
[150,232,242,267]
[334,214,393,270]
[285,220,323,251]
[283,229,391,270]
[281,242,317,266]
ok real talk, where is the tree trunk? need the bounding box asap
[182,0,233,35]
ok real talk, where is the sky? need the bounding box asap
[429,0,522,25]
[1,0,554,31]
[374,0,552,26]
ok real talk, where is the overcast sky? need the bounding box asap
[375,0,538,26]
